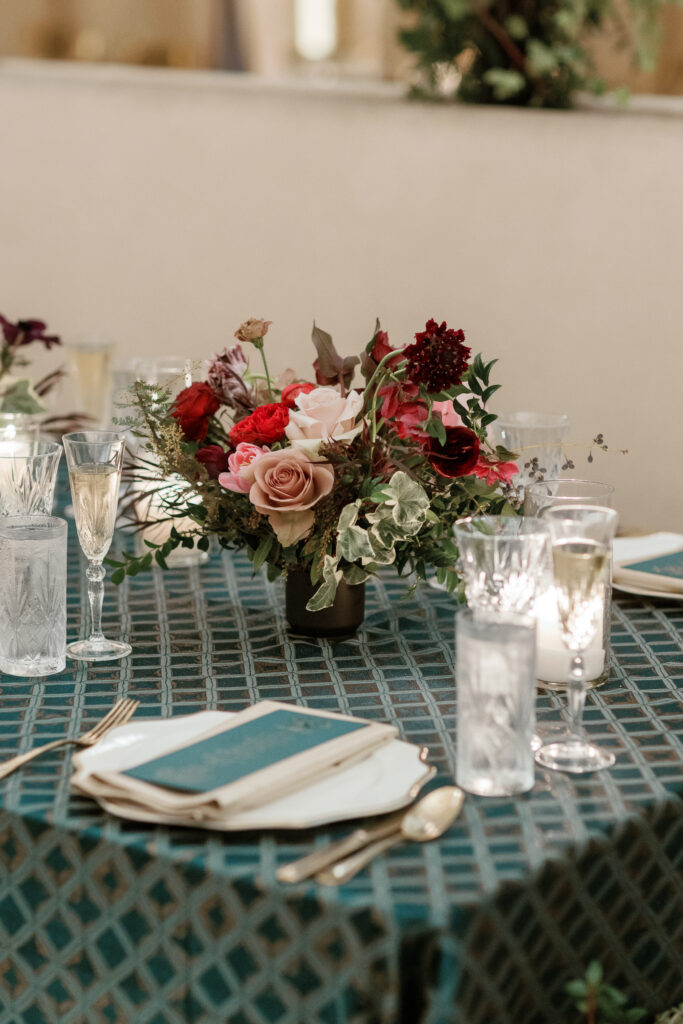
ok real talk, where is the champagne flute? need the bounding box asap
[63,431,132,661]
[534,505,618,773]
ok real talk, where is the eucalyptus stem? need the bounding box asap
[254,339,274,401]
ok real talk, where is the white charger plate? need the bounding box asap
[72,710,435,831]
[612,533,683,602]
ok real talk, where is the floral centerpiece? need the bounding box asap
[113,317,518,628]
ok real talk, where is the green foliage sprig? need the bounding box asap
[397,0,677,109]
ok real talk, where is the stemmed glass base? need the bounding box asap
[67,638,132,662]
[535,735,615,774]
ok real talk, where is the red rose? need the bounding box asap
[427,426,481,478]
[171,382,220,441]
[229,403,289,446]
[281,382,316,409]
[196,444,231,479]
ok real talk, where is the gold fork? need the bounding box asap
[0,698,140,780]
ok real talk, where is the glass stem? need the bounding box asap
[86,560,106,643]
[567,654,586,740]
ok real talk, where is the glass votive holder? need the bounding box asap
[455,610,536,796]
[0,441,63,516]
[527,487,616,691]
[490,412,570,492]
[133,478,209,568]
[534,504,617,692]
[0,516,67,676]
[454,516,549,615]
[523,478,615,517]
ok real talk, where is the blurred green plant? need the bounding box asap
[565,961,647,1024]
[396,0,678,108]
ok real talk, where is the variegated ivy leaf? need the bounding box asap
[342,564,371,586]
[337,500,361,533]
[338,523,376,563]
[306,555,343,612]
[382,472,430,528]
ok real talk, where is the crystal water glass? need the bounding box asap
[490,412,570,493]
[0,441,62,516]
[454,516,550,615]
[456,610,536,796]
[63,431,131,661]
[0,516,67,676]
[534,505,618,774]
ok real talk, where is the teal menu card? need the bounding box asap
[622,549,683,581]
[123,708,367,793]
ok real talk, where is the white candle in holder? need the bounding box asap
[535,587,604,685]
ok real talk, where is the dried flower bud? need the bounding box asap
[234,318,272,344]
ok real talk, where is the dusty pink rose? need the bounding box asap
[284,386,363,451]
[218,442,269,493]
[432,400,463,428]
[242,447,334,546]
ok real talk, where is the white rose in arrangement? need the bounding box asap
[285,387,363,452]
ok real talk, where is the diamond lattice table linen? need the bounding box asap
[1,521,682,1023]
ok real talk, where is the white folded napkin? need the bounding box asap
[72,701,397,824]
[613,533,683,595]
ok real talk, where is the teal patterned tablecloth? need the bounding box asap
[1,518,683,1023]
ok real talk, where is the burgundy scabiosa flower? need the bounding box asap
[427,426,480,479]
[403,319,470,393]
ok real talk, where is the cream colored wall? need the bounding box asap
[0,61,681,530]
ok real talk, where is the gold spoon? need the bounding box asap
[315,786,465,885]
[277,786,464,885]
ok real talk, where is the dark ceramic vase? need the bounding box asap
[285,571,365,639]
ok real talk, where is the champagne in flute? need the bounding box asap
[535,505,618,775]
[70,463,120,561]
[552,539,607,649]
[63,432,131,662]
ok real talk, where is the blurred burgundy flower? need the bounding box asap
[404,319,470,393]
[196,445,231,479]
[427,426,481,478]
[0,316,60,350]
[371,330,403,368]
[171,382,220,441]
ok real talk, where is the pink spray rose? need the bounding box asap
[241,447,335,546]
[218,442,269,493]
[432,400,464,428]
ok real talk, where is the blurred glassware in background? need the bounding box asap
[69,334,115,428]
[456,610,536,796]
[0,441,62,516]
[0,413,41,444]
[0,515,67,676]
[490,412,571,495]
